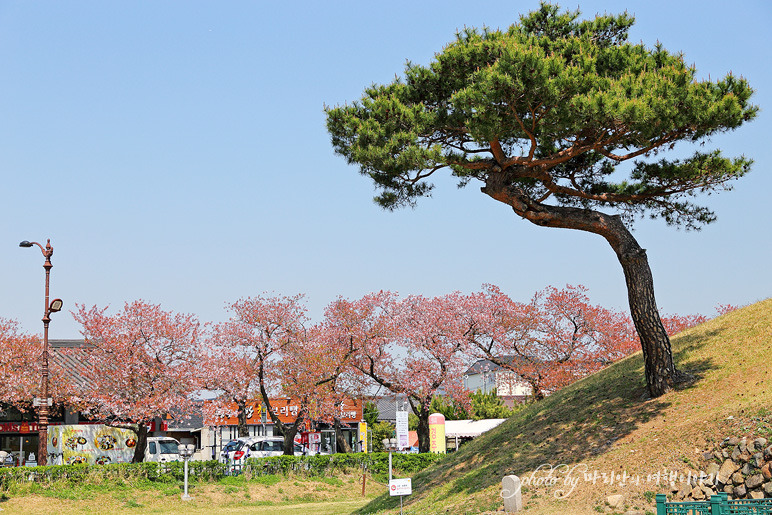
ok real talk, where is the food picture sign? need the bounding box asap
[48,424,138,465]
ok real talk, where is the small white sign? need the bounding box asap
[32,397,53,407]
[389,478,412,497]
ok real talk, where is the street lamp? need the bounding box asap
[19,239,62,467]
[177,444,195,501]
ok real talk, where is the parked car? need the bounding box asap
[248,437,304,458]
[144,437,182,463]
[219,437,255,466]
[220,437,304,466]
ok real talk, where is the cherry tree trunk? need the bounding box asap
[132,423,148,463]
[416,408,430,453]
[333,417,352,453]
[237,401,249,438]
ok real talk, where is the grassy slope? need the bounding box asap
[357,298,772,515]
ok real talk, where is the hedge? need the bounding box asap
[0,452,445,490]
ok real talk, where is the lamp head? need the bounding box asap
[19,241,33,248]
[49,299,63,313]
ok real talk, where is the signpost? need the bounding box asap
[389,477,412,514]
[33,398,53,407]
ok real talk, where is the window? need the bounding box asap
[149,442,157,454]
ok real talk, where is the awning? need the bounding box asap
[444,419,506,438]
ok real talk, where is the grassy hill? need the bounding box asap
[357,298,772,514]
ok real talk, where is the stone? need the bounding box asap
[742,463,752,475]
[676,484,689,500]
[723,484,734,494]
[746,474,765,490]
[718,459,739,484]
[732,471,745,486]
[714,451,724,461]
[763,482,772,496]
[740,439,748,453]
[702,451,714,461]
[754,438,768,450]
[691,486,706,500]
[606,494,624,509]
[732,448,742,461]
[750,490,764,500]
[762,462,772,481]
[734,484,747,498]
[706,462,721,479]
[728,437,741,447]
[502,475,523,513]
[723,450,730,459]
[753,453,764,468]
[700,484,714,497]
[765,445,772,460]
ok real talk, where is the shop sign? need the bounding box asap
[0,422,40,433]
[206,398,363,426]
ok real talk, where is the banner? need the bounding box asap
[48,424,138,465]
[396,411,409,449]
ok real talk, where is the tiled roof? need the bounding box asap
[49,339,94,389]
[464,356,518,375]
[373,395,410,423]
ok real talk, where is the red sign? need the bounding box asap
[0,422,40,433]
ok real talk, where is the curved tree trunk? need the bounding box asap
[482,181,690,397]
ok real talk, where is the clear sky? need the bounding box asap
[1,1,770,339]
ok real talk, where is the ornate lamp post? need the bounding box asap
[19,239,63,467]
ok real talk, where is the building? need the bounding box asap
[463,357,532,405]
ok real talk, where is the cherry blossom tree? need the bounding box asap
[466,285,639,399]
[71,301,202,462]
[198,323,265,438]
[345,292,474,452]
[0,318,42,408]
[317,293,395,452]
[0,318,70,415]
[216,293,317,455]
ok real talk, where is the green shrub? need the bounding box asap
[0,453,444,491]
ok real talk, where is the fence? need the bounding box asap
[656,493,772,515]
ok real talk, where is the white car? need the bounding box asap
[220,437,303,465]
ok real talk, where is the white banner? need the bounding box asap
[395,410,409,449]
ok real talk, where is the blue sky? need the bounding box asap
[1,1,770,339]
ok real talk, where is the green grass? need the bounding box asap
[355,298,772,515]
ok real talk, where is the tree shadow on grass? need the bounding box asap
[353,324,732,514]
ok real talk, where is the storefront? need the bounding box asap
[0,422,40,466]
[206,398,366,455]
[0,405,43,467]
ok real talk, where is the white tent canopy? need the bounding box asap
[444,419,507,439]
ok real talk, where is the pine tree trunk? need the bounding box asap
[606,215,691,397]
[482,181,690,397]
